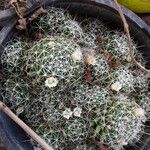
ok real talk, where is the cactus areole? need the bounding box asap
[0,1,150,150]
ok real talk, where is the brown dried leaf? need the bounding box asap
[35,32,45,39]
[84,67,94,83]
[104,51,120,69]
[16,18,27,30]
[10,0,28,17]
[96,34,103,44]
[29,7,47,21]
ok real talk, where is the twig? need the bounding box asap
[0,101,53,150]
[113,0,150,74]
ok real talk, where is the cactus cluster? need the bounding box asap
[1,7,150,150]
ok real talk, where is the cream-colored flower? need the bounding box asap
[133,107,145,119]
[62,108,73,119]
[111,82,122,92]
[45,77,58,88]
[126,55,132,62]
[85,53,97,65]
[73,107,82,117]
[72,49,83,61]
[16,106,24,115]
[47,41,55,48]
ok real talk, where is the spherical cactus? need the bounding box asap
[1,77,30,114]
[81,18,108,48]
[71,83,110,111]
[1,40,28,75]
[60,19,84,41]
[92,100,145,149]
[25,89,64,125]
[82,18,108,35]
[105,32,135,62]
[25,36,84,89]
[32,8,70,34]
[32,8,84,43]
[25,89,91,149]
[63,118,90,143]
[24,92,66,150]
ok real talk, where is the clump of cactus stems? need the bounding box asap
[24,36,84,90]
[1,7,150,150]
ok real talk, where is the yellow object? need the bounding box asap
[117,0,150,13]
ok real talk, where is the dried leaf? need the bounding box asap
[29,7,47,21]
[96,34,103,44]
[16,18,27,30]
[10,0,28,17]
[104,51,120,69]
[84,67,94,83]
[35,32,45,39]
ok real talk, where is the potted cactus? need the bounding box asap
[0,0,150,150]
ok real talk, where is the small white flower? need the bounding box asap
[126,55,132,62]
[72,49,83,61]
[85,53,97,65]
[62,108,73,119]
[133,107,145,119]
[111,82,122,92]
[47,41,55,48]
[16,106,24,115]
[73,107,82,117]
[45,77,58,88]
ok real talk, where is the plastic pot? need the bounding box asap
[0,0,150,150]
